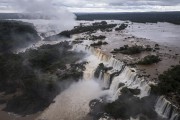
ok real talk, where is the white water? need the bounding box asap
[88,47,151,99]
[16,19,77,37]
[155,96,179,120]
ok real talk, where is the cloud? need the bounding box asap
[108,0,180,6]
[0,0,77,35]
[0,0,180,12]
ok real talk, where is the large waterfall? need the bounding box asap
[83,45,179,120]
[85,46,151,99]
[155,96,180,120]
[38,44,179,120]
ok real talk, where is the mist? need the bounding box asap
[13,0,77,36]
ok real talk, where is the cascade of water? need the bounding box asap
[108,66,151,100]
[98,70,103,80]
[72,44,87,53]
[108,57,124,71]
[90,48,111,62]
[110,67,129,93]
[170,110,180,120]
[102,72,111,89]
[155,96,179,120]
[138,80,151,97]
[73,45,178,120]
[83,55,101,80]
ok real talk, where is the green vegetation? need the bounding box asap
[115,23,128,31]
[154,44,160,50]
[75,37,85,40]
[72,40,83,44]
[137,55,161,65]
[57,22,117,37]
[90,41,108,47]
[0,20,40,52]
[118,83,125,88]
[121,87,140,95]
[151,65,180,105]
[89,35,106,41]
[111,45,152,55]
[46,21,116,40]
[92,21,107,26]
[23,42,84,72]
[94,63,113,79]
[0,41,86,115]
[94,63,105,78]
[104,88,157,119]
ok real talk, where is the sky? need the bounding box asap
[0,0,180,13]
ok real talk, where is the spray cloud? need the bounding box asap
[12,0,76,35]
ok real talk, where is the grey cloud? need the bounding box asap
[0,0,180,12]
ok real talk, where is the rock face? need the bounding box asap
[155,96,180,120]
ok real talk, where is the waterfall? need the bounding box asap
[155,96,179,120]
[97,71,111,89]
[170,110,180,120]
[73,44,179,120]
[83,55,101,80]
[98,70,103,80]
[84,46,151,99]
[91,48,111,62]
[103,72,112,89]
[108,66,151,100]
[108,57,124,71]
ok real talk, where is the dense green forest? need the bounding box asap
[58,21,117,37]
[76,12,180,25]
[0,20,86,115]
[0,42,85,115]
[151,65,180,106]
[112,45,152,55]
[0,20,40,52]
[137,55,161,65]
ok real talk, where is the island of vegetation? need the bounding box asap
[58,21,117,37]
[111,45,152,55]
[137,55,161,65]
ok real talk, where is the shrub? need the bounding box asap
[115,23,128,31]
[137,55,161,65]
[57,23,117,36]
[112,45,153,55]
[90,41,108,47]
[94,63,105,78]
[89,35,106,41]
